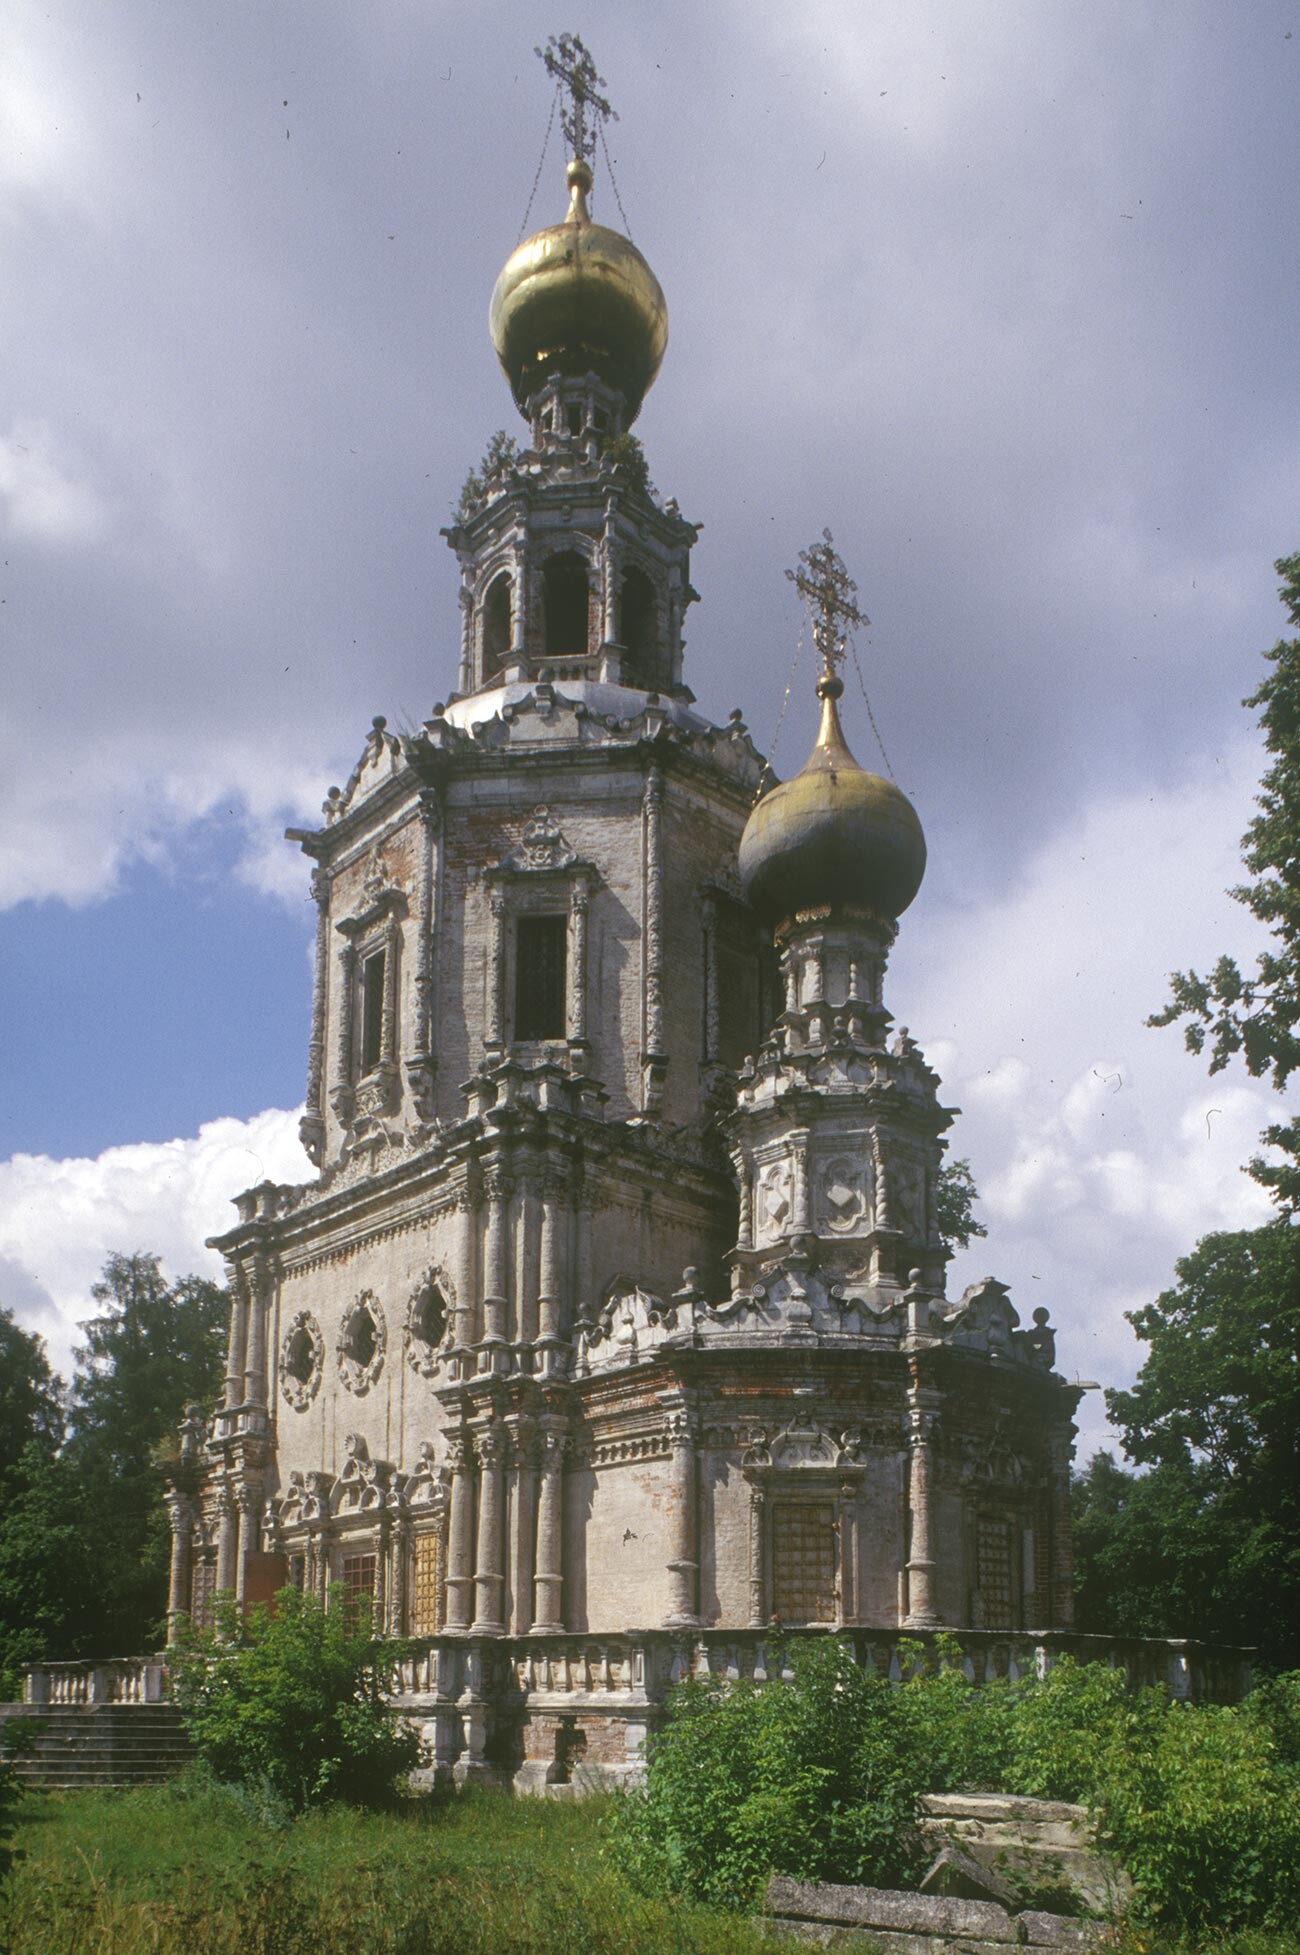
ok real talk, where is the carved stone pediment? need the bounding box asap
[401,1440,451,1514]
[336,844,408,938]
[743,1413,869,1478]
[491,804,579,877]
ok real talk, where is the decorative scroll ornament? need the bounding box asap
[501,805,578,874]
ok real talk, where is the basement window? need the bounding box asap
[515,913,567,1041]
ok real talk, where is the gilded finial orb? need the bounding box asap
[739,535,927,929]
[489,37,668,423]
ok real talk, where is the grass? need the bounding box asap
[0,1777,788,1955]
[6,1780,1300,1955]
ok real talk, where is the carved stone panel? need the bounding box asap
[815,1152,872,1236]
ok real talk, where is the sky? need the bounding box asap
[2,1,1298,1460]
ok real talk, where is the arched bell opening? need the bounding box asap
[618,564,662,689]
[543,551,591,661]
[481,571,512,677]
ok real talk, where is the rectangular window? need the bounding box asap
[770,1499,837,1625]
[359,947,386,1073]
[515,913,567,1041]
[410,1531,443,1636]
[339,1551,377,1632]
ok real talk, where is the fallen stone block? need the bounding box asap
[920,1844,1021,1909]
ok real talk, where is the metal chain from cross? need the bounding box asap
[536,33,617,166]
[785,529,869,677]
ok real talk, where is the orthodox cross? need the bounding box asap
[536,33,617,166]
[786,529,869,676]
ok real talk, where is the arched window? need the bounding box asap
[482,571,512,675]
[543,551,590,660]
[619,566,660,687]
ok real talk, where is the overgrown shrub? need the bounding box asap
[170,1589,420,1810]
[610,1642,1300,1935]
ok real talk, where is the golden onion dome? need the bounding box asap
[739,675,927,928]
[489,158,668,423]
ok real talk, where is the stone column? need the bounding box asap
[234,1486,259,1607]
[214,1486,237,1596]
[405,790,442,1124]
[223,1262,248,1412]
[507,1422,537,1636]
[567,871,593,1063]
[536,1179,566,1343]
[701,895,719,1066]
[640,767,666,1113]
[736,1168,754,1253]
[513,1181,538,1346]
[243,1255,273,1411]
[904,1369,942,1628]
[444,1434,475,1632]
[165,1489,193,1642]
[485,886,507,1056]
[532,1425,567,1633]
[747,1484,766,1628]
[471,1427,507,1635]
[790,1130,812,1234]
[300,865,330,1164]
[664,1412,700,1627]
[331,940,356,1125]
[458,581,474,694]
[451,1187,477,1349]
[481,1176,511,1345]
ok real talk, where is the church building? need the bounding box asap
[171,39,1083,1787]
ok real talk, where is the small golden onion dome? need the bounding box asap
[739,675,927,927]
[489,158,668,422]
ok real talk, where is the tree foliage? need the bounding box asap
[0,1254,226,1689]
[1089,1223,1300,1668]
[1151,553,1300,1207]
[171,1590,421,1811]
[935,1157,988,1252]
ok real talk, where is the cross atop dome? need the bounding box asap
[786,530,869,683]
[536,33,617,167]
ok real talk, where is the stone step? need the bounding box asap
[0,1704,192,1790]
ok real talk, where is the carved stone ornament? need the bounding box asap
[817,1154,871,1234]
[332,1431,395,1515]
[279,1310,324,1413]
[500,805,578,874]
[756,1161,792,1236]
[403,1270,451,1379]
[337,1291,387,1396]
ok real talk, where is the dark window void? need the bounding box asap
[410,1284,446,1351]
[343,1300,379,1371]
[483,572,511,673]
[619,565,660,685]
[285,1327,315,1385]
[515,913,567,1041]
[543,552,590,659]
[359,947,386,1073]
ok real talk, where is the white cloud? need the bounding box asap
[0,1108,312,1382]
[0,421,107,544]
[895,731,1278,1460]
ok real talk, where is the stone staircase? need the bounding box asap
[0,1704,192,1790]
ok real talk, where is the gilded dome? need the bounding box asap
[489,159,668,423]
[739,677,926,927]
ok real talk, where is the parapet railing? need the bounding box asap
[22,1656,168,1707]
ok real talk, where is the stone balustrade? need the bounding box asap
[23,1656,167,1708]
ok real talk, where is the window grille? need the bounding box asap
[190,1556,216,1630]
[977,1518,1015,1625]
[770,1499,837,1624]
[410,1532,443,1636]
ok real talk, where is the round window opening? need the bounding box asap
[404,1277,449,1377]
[279,1311,324,1412]
[338,1293,386,1395]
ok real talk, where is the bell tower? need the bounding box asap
[445,34,697,701]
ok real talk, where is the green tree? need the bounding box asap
[1151,551,1300,1208]
[171,1589,421,1810]
[62,1253,227,1656]
[1098,1223,1300,1667]
[0,1308,63,1487]
[935,1157,988,1253]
